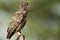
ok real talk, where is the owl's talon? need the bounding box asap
[17,32,21,35]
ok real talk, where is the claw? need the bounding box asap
[17,32,21,35]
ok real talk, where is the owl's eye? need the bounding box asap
[24,8,26,10]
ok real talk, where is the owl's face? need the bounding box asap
[21,0,29,11]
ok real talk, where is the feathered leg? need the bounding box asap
[16,32,25,40]
[17,32,21,36]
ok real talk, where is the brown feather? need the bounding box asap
[7,11,24,39]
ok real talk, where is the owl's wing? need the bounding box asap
[7,11,24,39]
[16,15,26,32]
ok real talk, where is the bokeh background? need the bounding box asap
[0,0,60,40]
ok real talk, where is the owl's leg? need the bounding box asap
[16,32,25,40]
[17,32,21,36]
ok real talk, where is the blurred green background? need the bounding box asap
[0,0,60,40]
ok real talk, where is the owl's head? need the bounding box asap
[19,0,29,11]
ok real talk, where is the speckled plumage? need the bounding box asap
[7,0,29,39]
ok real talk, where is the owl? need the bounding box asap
[7,0,29,39]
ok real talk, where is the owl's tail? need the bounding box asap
[7,29,16,39]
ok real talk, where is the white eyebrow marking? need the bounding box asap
[23,11,26,14]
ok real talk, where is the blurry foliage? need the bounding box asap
[0,0,60,40]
